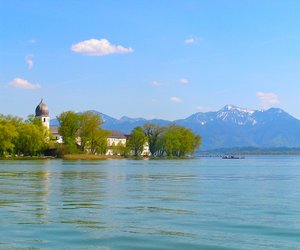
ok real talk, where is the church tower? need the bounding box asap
[35,99,50,129]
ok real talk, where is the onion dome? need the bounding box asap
[35,99,49,117]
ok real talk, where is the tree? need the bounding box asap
[92,129,109,154]
[143,123,163,156]
[57,111,80,152]
[127,126,147,157]
[15,123,46,156]
[155,124,201,157]
[0,120,18,156]
[78,111,103,152]
[162,125,181,157]
[0,114,23,127]
[177,126,201,157]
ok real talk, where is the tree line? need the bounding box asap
[0,111,201,158]
[58,111,201,158]
[129,124,201,158]
[0,114,49,157]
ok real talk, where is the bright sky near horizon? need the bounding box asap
[1,0,300,120]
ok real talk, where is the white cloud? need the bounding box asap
[184,36,202,45]
[151,81,161,86]
[9,78,40,89]
[25,54,34,69]
[185,38,196,44]
[71,38,133,56]
[256,91,279,108]
[170,96,182,103]
[179,78,189,84]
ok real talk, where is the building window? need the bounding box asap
[44,118,46,122]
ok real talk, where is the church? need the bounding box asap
[35,99,62,143]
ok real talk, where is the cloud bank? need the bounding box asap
[9,78,40,89]
[71,38,133,56]
[256,91,279,108]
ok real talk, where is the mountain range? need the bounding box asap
[51,105,300,150]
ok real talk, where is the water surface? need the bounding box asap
[0,156,300,249]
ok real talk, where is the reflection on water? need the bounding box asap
[0,157,300,249]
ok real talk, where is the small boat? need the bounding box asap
[222,155,245,159]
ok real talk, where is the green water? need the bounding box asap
[0,156,300,249]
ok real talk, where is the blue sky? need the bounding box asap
[1,0,300,120]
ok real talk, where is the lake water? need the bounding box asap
[0,156,300,249]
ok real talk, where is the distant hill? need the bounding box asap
[51,105,300,150]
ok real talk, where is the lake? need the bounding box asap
[0,156,300,249]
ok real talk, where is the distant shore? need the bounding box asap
[2,151,300,161]
[0,154,191,160]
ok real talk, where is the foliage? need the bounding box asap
[15,123,46,155]
[0,114,49,157]
[57,111,80,153]
[142,123,201,158]
[159,124,201,157]
[143,123,163,156]
[0,120,19,156]
[92,129,110,154]
[127,126,147,157]
[57,111,109,155]
[79,111,103,153]
[109,141,130,156]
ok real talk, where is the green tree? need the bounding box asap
[177,126,201,157]
[15,123,46,156]
[127,126,147,157]
[156,124,201,157]
[57,111,80,153]
[0,120,18,156]
[78,111,103,152]
[143,123,163,156]
[163,125,181,157]
[92,129,109,154]
[0,114,23,126]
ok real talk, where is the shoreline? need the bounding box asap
[0,154,191,161]
[2,153,300,161]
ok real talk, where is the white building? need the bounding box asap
[107,131,127,147]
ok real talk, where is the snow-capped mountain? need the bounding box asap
[176,105,300,149]
[51,105,300,150]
